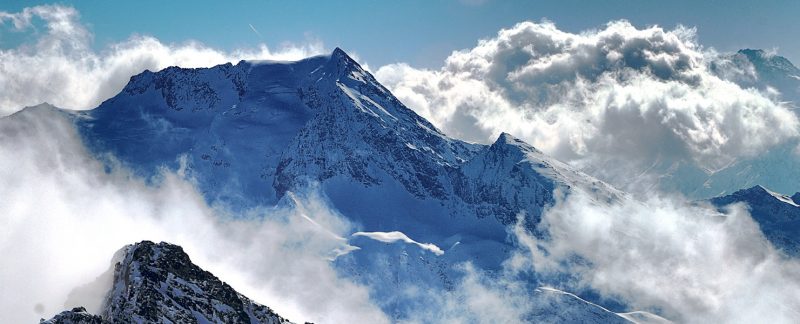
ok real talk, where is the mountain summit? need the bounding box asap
[68,48,629,321]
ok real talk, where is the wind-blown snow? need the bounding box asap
[352,231,445,256]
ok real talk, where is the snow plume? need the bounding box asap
[376,20,799,180]
[0,107,387,324]
[0,4,325,115]
[519,191,800,323]
[353,231,445,255]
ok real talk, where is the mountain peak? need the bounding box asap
[43,241,293,323]
[714,185,800,208]
[736,48,799,74]
[331,47,349,59]
[737,48,766,58]
[491,132,542,155]
[106,241,291,323]
[325,47,367,79]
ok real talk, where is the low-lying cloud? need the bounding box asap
[376,20,799,187]
[0,106,387,324]
[0,4,325,115]
[518,191,800,323]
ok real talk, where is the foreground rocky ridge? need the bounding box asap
[43,241,291,324]
[42,241,650,324]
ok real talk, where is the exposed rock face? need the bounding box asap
[44,241,292,324]
[40,307,107,324]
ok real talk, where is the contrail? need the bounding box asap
[248,23,263,38]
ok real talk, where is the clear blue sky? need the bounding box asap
[2,0,799,68]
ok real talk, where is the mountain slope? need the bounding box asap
[64,48,633,320]
[44,241,292,324]
[709,185,800,256]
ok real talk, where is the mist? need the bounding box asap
[0,106,388,323]
[519,191,800,323]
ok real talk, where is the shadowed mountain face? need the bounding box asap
[73,48,619,265]
[43,241,291,324]
[76,48,618,224]
[709,185,800,256]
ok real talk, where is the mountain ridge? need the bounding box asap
[42,241,292,324]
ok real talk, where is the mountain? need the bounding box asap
[723,49,800,106]
[709,185,800,256]
[74,47,620,265]
[57,48,632,320]
[42,241,291,324]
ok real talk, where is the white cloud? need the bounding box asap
[376,20,799,183]
[517,190,800,323]
[353,231,445,255]
[0,4,325,115]
[0,106,387,324]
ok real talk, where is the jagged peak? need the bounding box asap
[490,132,542,154]
[331,47,350,61]
[324,47,368,79]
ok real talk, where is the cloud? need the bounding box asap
[353,231,445,255]
[0,106,387,324]
[0,5,325,115]
[517,190,800,323]
[376,20,799,184]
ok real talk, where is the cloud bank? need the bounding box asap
[376,20,799,182]
[0,106,387,324]
[0,5,325,115]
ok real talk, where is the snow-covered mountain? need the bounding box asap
[720,49,800,106]
[42,241,291,324]
[709,185,800,256]
[76,48,617,222]
[65,48,636,321]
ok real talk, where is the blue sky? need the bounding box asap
[1,0,799,68]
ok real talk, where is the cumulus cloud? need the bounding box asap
[0,106,387,324]
[517,191,800,323]
[0,4,325,115]
[376,20,799,185]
